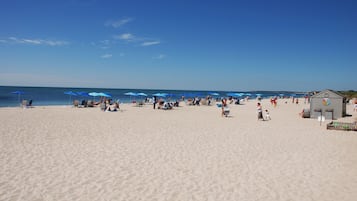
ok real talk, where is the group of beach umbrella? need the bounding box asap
[11,91,25,102]
[64,91,112,104]
[64,91,112,98]
[63,91,260,102]
[124,92,150,97]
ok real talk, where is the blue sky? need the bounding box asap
[0,0,356,91]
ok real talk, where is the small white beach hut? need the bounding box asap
[310,89,347,120]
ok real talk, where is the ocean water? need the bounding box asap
[0,86,304,107]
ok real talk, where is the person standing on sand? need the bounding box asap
[153,96,157,109]
[221,98,227,117]
[265,109,271,120]
[257,102,264,120]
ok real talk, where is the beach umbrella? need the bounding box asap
[124,92,138,102]
[89,92,110,102]
[89,92,101,97]
[64,91,77,104]
[77,91,90,97]
[208,92,220,96]
[136,93,148,103]
[64,91,77,96]
[124,92,137,96]
[88,92,100,101]
[227,93,243,98]
[152,93,168,97]
[137,92,147,97]
[97,92,112,98]
[11,91,25,103]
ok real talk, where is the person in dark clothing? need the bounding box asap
[153,96,157,109]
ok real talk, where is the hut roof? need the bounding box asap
[311,89,345,99]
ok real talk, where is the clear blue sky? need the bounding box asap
[0,0,356,91]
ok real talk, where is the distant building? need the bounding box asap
[310,89,347,119]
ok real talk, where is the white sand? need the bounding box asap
[1,99,357,201]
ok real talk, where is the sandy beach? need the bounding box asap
[1,99,356,201]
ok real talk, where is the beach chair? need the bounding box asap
[27,100,33,107]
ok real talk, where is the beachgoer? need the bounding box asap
[265,109,271,120]
[153,96,157,109]
[114,102,120,111]
[221,99,227,117]
[257,102,263,120]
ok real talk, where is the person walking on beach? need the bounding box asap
[257,102,264,120]
[265,109,271,120]
[221,98,227,117]
[153,96,157,109]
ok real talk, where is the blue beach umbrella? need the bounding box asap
[64,91,77,104]
[208,92,220,96]
[124,92,137,96]
[77,91,90,97]
[137,92,148,97]
[11,91,25,103]
[227,93,243,98]
[88,92,101,97]
[152,93,168,97]
[124,92,138,102]
[64,91,77,96]
[89,92,100,100]
[136,92,148,102]
[98,92,112,98]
